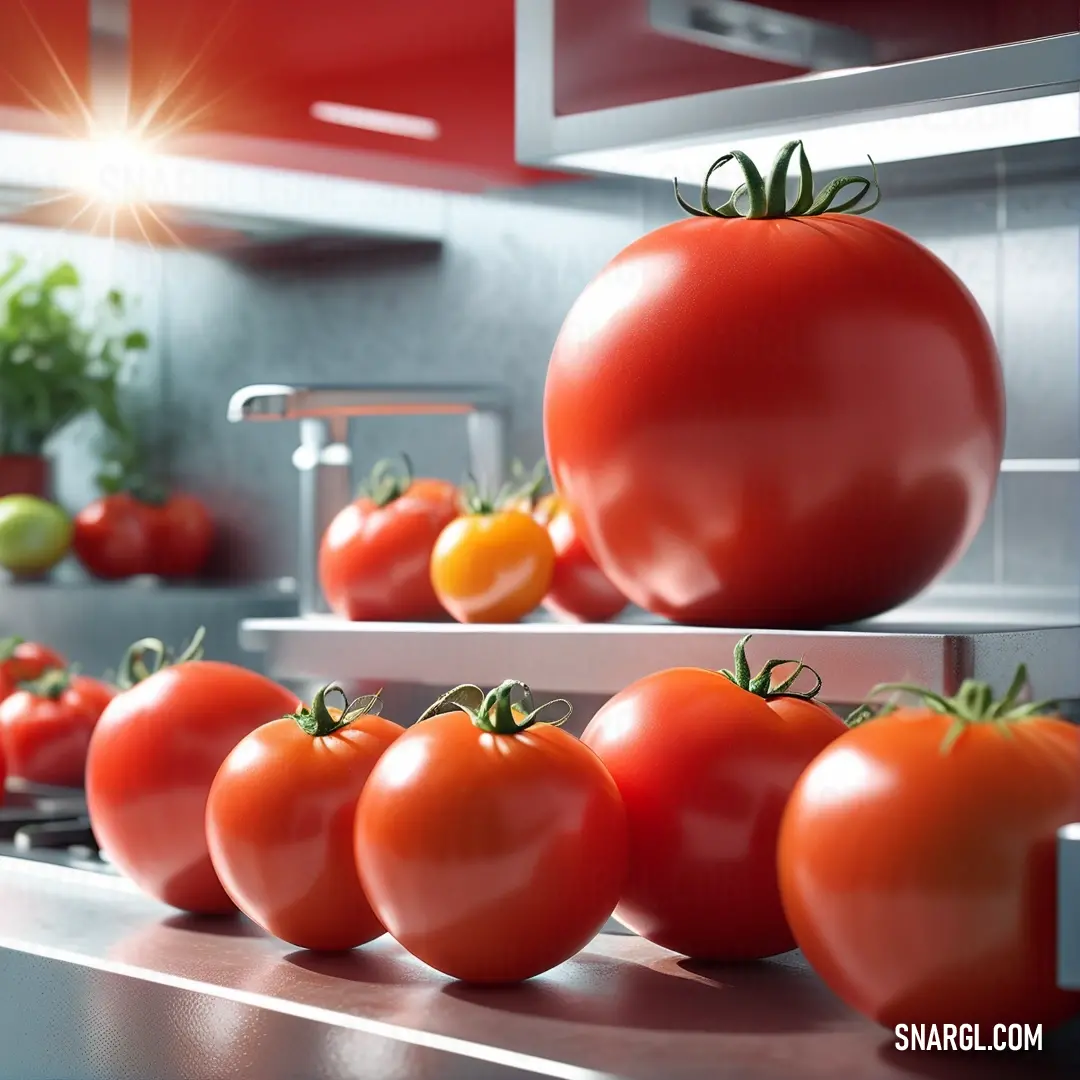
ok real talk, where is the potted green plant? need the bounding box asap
[0,256,149,499]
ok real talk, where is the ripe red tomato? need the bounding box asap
[580,636,846,960]
[0,636,66,700]
[431,501,555,624]
[778,667,1080,1030]
[73,493,154,579]
[544,143,1004,627]
[319,459,459,621]
[355,680,627,982]
[148,493,215,578]
[540,497,626,623]
[207,685,402,951]
[0,670,117,787]
[86,634,301,914]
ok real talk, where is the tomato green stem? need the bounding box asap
[359,454,414,508]
[291,683,383,737]
[417,679,571,735]
[854,664,1057,751]
[508,458,549,510]
[459,473,533,516]
[0,636,23,662]
[718,635,824,701]
[674,140,880,221]
[115,626,206,689]
[20,666,73,700]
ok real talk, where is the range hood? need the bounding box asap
[515,0,1080,186]
[0,0,446,253]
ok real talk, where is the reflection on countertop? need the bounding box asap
[0,859,1078,1080]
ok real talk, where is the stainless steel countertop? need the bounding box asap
[1,859,1078,1079]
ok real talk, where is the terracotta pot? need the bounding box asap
[0,455,51,500]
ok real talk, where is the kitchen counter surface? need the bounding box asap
[1,858,1078,1080]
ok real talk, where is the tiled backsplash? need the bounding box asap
[2,160,1077,595]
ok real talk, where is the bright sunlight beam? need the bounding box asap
[77,132,155,205]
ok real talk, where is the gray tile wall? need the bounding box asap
[4,166,1078,596]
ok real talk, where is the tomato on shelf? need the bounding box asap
[85,628,302,914]
[146,493,215,578]
[430,480,555,624]
[506,462,626,624]
[0,668,117,788]
[778,667,1080,1031]
[72,493,155,580]
[544,141,1004,628]
[355,680,627,982]
[540,494,627,623]
[207,684,402,951]
[319,456,460,621]
[580,635,847,960]
[0,637,66,701]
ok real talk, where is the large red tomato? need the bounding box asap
[543,142,1004,627]
[355,681,627,982]
[778,667,1080,1030]
[207,685,402,951]
[537,495,626,623]
[148,493,215,578]
[580,636,846,960]
[86,631,301,914]
[319,458,459,621]
[0,636,66,700]
[0,670,116,787]
[73,493,154,579]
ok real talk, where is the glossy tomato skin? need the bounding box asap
[544,215,1005,627]
[542,503,627,623]
[149,494,215,578]
[581,668,847,960]
[778,711,1080,1030]
[430,510,555,623]
[207,709,402,950]
[355,710,627,982]
[0,676,117,787]
[320,479,459,621]
[86,661,301,914]
[73,493,154,579]
[0,640,66,700]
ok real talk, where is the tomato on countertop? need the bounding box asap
[0,668,117,788]
[778,667,1080,1030]
[319,456,460,621]
[355,680,627,982]
[86,628,302,914]
[581,635,847,960]
[207,684,402,951]
[430,481,555,624]
[543,141,1004,627]
[0,636,66,701]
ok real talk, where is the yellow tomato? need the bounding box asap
[430,510,555,623]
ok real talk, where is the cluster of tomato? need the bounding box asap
[5,627,1074,1035]
[317,456,627,625]
[72,491,214,580]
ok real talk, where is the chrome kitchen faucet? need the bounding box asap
[227,384,509,616]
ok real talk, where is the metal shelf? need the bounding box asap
[239,611,1080,702]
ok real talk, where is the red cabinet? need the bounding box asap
[128,0,561,191]
[0,1,89,134]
